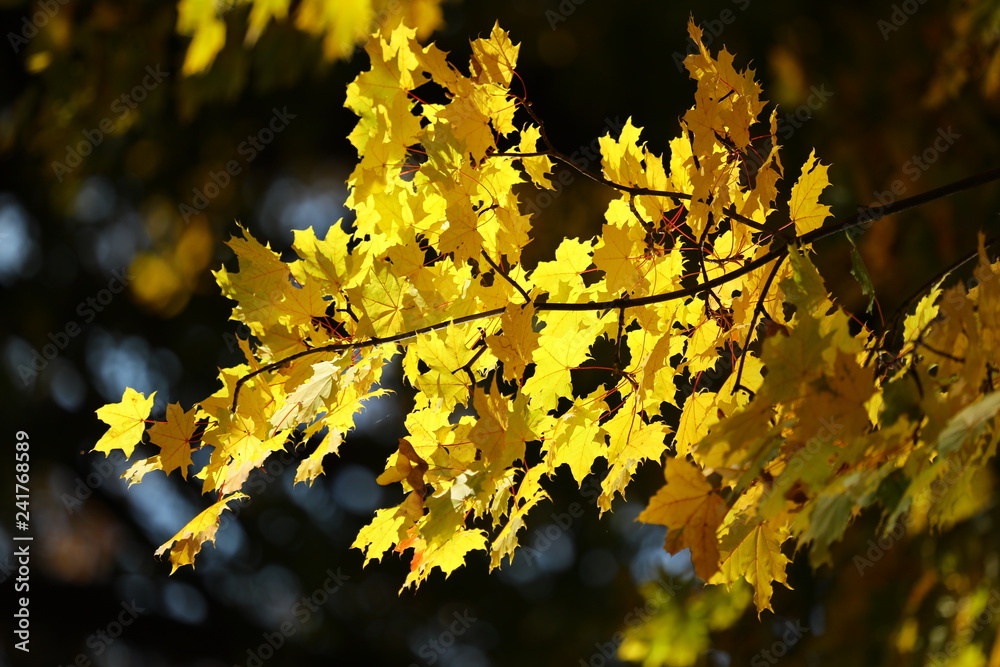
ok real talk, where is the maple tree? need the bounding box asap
[91,17,1000,659]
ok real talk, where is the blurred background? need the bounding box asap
[2,0,1000,665]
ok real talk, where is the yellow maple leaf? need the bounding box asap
[405,324,479,412]
[541,393,608,485]
[403,528,488,588]
[156,492,247,573]
[124,402,197,484]
[599,117,645,187]
[638,457,727,581]
[789,150,832,237]
[148,402,198,479]
[294,431,346,485]
[438,81,497,164]
[518,125,555,190]
[593,219,645,294]
[352,496,422,566]
[94,388,155,458]
[685,319,724,376]
[470,22,519,87]
[675,391,720,458]
[711,519,792,615]
[346,259,413,337]
[470,389,537,469]
[529,237,595,302]
[213,226,294,338]
[903,282,943,350]
[604,403,670,463]
[631,326,685,413]
[522,310,605,412]
[270,360,345,432]
[490,486,548,569]
[486,304,540,384]
[201,385,291,494]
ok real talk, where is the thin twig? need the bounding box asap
[732,252,787,395]
[879,233,1000,346]
[916,340,965,363]
[480,250,532,304]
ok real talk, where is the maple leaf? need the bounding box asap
[294,431,345,486]
[405,324,479,412]
[270,360,343,432]
[94,388,155,458]
[638,457,727,580]
[124,402,197,485]
[470,388,538,470]
[593,217,645,294]
[903,282,943,350]
[529,237,595,301]
[200,384,292,494]
[522,310,606,412]
[711,519,792,615]
[470,22,519,87]
[604,402,670,464]
[353,495,422,566]
[541,393,608,485]
[518,125,555,190]
[346,260,414,337]
[155,492,247,573]
[402,528,489,589]
[675,391,721,459]
[486,304,540,384]
[599,117,646,187]
[490,486,548,569]
[789,150,832,238]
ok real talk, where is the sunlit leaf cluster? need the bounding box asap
[94,19,1000,636]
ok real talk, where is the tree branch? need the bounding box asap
[231,165,1000,412]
